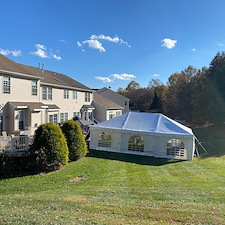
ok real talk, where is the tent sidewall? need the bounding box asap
[90,127,195,160]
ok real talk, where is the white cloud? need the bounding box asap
[78,34,131,52]
[11,50,22,57]
[192,48,196,51]
[35,44,46,50]
[31,48,48,58]
[95,76,113,83]
[30,44,48,58]
[0,49,10,55]
[161,38,177,49]
[60,39,67,43]
[52,53,62,61]
[90,34,131,47]
[0,48,22,57]
[153,73,160,77]
[77,41,82,47]
[95,73,136,83]
[82,40,106,52]
[111,73,136,80]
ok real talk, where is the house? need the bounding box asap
[90,112,195,161]
[92,92,124,123]
[0,54,94,135]
[96,87,130,114]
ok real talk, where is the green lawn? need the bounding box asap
[0,124,225,224]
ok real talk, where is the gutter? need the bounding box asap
[0,69,44,80]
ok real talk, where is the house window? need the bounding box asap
[42,86,52,100]
[109,111,114,119]
[17,110,25,130]
[73,90,77,99]
[85,92,90,102]
[98,132,112,148]
[88,112,92,120]
[3,76,10,94]
[65,113,68,121]
[60,113,64,123]
[116,111,121,117]
[64,89,69,99]
[125,101,127,106]
[60,113,69,122]
[167,139,185,157]
[49,115,53,123]
[54,114,58,124]
[84,111,87,120]
[31,80,38,95]
[73,112,80,118]
[0,116,3,133]
[49,114,58,124]
[128,135,144,152]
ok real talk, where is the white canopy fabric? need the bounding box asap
[93,112,193,137]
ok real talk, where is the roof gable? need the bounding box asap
[97,87,130,101]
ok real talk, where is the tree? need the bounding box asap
[61,120,88,161]
[125,81,140,92]
[206,51,225,122]
[31,122,69,172]
[150,84,168,113]
[165,66,198,122]
[148,78,163,89]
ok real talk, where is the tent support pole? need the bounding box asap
[194,135,207,154]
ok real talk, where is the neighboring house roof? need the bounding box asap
[93,112,193,137]
[0,54,92,91]
[93,93,124,110]
[96,87,130,101]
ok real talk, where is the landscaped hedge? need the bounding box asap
[61,119,88,161]
[31,122,69,172]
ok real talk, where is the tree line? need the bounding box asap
[117,51,225,124]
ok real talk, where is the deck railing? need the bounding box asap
[0,135,34,157]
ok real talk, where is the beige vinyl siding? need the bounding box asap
[0,75,40,103]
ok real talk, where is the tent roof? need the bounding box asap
[93,112,193,137]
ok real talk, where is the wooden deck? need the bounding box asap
[0,135,34,157]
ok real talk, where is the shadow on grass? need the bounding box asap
[88,149,182,166]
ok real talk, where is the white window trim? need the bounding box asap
[3,76,10,94]
[64,89,69,99]
[31,80,38,96]
[73,90,77,99]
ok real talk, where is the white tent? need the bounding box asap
[90,112,195,160]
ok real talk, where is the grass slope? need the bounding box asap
[0,124,225,224]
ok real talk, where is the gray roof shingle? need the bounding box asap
[0,54,92,91]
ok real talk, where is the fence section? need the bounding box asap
[0,135,33,157]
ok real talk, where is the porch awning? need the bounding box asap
[9,102,60,111]
[45,104,60,111]
[82,105,95,110]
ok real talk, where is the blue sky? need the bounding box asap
[1,0,225,90]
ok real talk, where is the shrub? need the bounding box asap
[31,122,69,172]
[61,119,88,161]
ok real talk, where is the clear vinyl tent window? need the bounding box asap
[128,135,144,152]
[167,139,185,157]
[98,132,112,148]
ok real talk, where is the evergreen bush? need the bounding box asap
[61,119,88,161]
[31,122,69,172]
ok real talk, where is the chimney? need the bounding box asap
[42,64,44,72]
[38,63,40,70]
